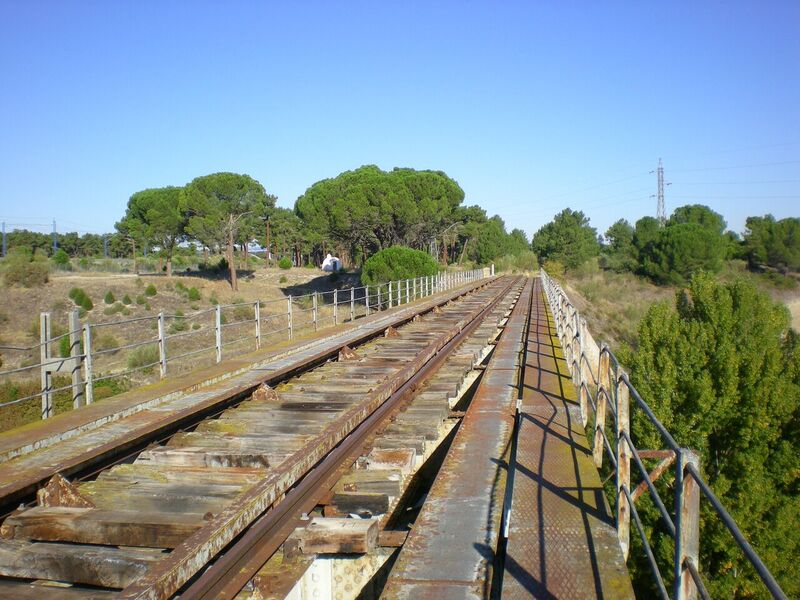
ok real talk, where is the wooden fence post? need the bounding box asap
[676,450,700,600]
[616,371,631,559]
[593,350,610,468]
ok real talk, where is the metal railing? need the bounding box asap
[539,269,787,600]
[0,268,489,422]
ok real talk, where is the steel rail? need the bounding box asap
[0,278,496,515]
[120,277,521,600]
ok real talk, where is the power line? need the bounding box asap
[671,179,800,185]
[671,195,800,200]
[670,160,800,172]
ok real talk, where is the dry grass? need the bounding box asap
[561,263,676,350]
[561,260,800,352]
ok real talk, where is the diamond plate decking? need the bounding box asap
[501,278,634,599]
[382,277,633,599]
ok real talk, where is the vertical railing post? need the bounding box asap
[83,324,93,405]
[676,450,700,600]
[350,287,355,322]
[157,311,167,378]
[377,286,382,310]
[312,291,318,332]
[593,350,610,468]
[397,280,401,305]
[413,277,417,300]
[215,305,222,363]
[406,279,410,304]
[68,310,84,409]
[365,286,371,316]
[616,371,631,559]
[388,282,393,308]
[39,312,52,419]
[254,301,261,349]
[333,289,338,325]
[287,296,293,340]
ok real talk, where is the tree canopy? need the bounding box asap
[116,186,187,277]
[743,215,800,273]
[360,245,439,286]
[530,208,600,270]
[295,165,465,264]
[183,172,274,290]
[628,273,799,598]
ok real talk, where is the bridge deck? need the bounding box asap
[502,278,633,598]
[382,277,633,599]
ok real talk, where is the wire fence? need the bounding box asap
[0,268,490,424]
[539,268,787,600]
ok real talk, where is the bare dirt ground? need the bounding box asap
[788,298,800,331]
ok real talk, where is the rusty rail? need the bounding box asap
[118,276,521,599]
[539,269,787,600]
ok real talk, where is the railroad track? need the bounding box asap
[0,276,526,599]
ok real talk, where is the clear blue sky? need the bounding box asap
[1,1,798,241]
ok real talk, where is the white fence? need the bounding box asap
[0,269,489,422]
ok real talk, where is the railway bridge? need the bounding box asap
[0,272,787,599]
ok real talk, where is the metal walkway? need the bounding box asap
[501,278,633,598]
[382,277,633,599]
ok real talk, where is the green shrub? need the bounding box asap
[127,344,160,372]
[4,248,49,287]
[192,322,201,330]
[103,302,125,316]
[168,310,189,333]
[187,287,201,301]
[68,287,93,311]
[52,249,70,266]
[122,294,132,305]
[59,335,82,358]
[542,258,565,278]
[279,275,288,284]
[361,246,439,286]
[760,271,798,290]
[144,283,157,296]
[209,292,219,305]
[232,299,253,321]
[104,291,116,304]
[135,294,146,305]
[278,256,292,270]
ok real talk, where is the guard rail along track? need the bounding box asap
[539,268,787,600]
[0,274,525,598]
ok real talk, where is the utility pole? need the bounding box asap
[652,158,670,227]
